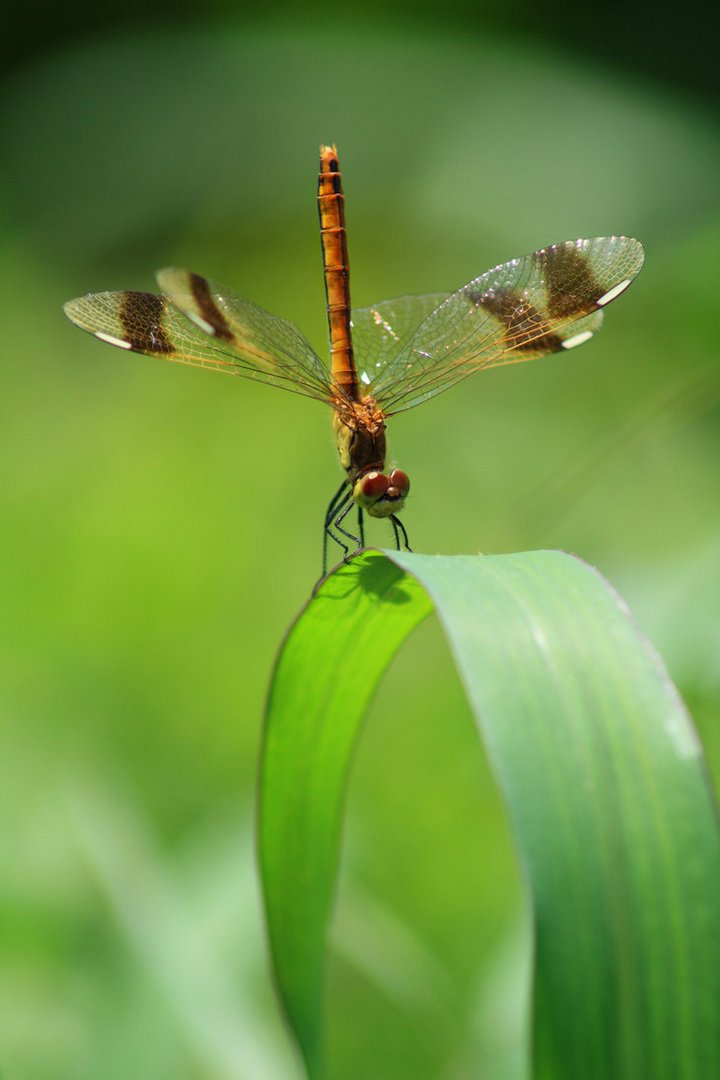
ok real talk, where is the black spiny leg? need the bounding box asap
[358,506,365,547]
[333,497,362,560]
[323,481,353,575]
[390,514,411,553]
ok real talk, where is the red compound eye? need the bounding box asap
[389,469,410,496]
[360,471,389,498]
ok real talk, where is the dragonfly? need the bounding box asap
[64,145,644,574]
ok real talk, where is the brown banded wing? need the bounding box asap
[362,237,644,416]
[63,271,332,403]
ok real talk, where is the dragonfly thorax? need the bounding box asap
[331,396,410,519]
[332,395,387,479]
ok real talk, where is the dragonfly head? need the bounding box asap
[353,468,410,518]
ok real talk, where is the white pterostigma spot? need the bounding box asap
[562,329,594,350]
[95,332,132,349]
[187,311,216,335]
[597,279,631,306]
[360,371,371,385]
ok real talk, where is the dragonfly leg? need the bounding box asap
[390,514,412,553]
[333,498,362,562]
[324,479,351,528]
[323,480,352,575]
[358,507,365,547]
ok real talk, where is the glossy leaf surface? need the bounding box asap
[259,550,720,1079]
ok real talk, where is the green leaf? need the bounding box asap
[258,550,720,1079]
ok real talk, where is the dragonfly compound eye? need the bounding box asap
[357,471,389,500]
[388,469,410,497]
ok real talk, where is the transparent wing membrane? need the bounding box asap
[156,269,332,400]
[350,293,447,386]
[64,275,332,403]
[366,237,644,415]
[65,237,643,415]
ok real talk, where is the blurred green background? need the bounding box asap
[1,4,718,1077]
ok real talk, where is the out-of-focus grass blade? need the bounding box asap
[258,549,720,1079]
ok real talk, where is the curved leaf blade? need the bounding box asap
[258,549,720,1079]
[258,553,432,1076]
[391,549,720,1080]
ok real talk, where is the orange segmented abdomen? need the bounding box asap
[318,144,358,401]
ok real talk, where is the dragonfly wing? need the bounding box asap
[369,237,644,415]
[350,293,447,388]
[64,274,332,403]
[156,269,331,400]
